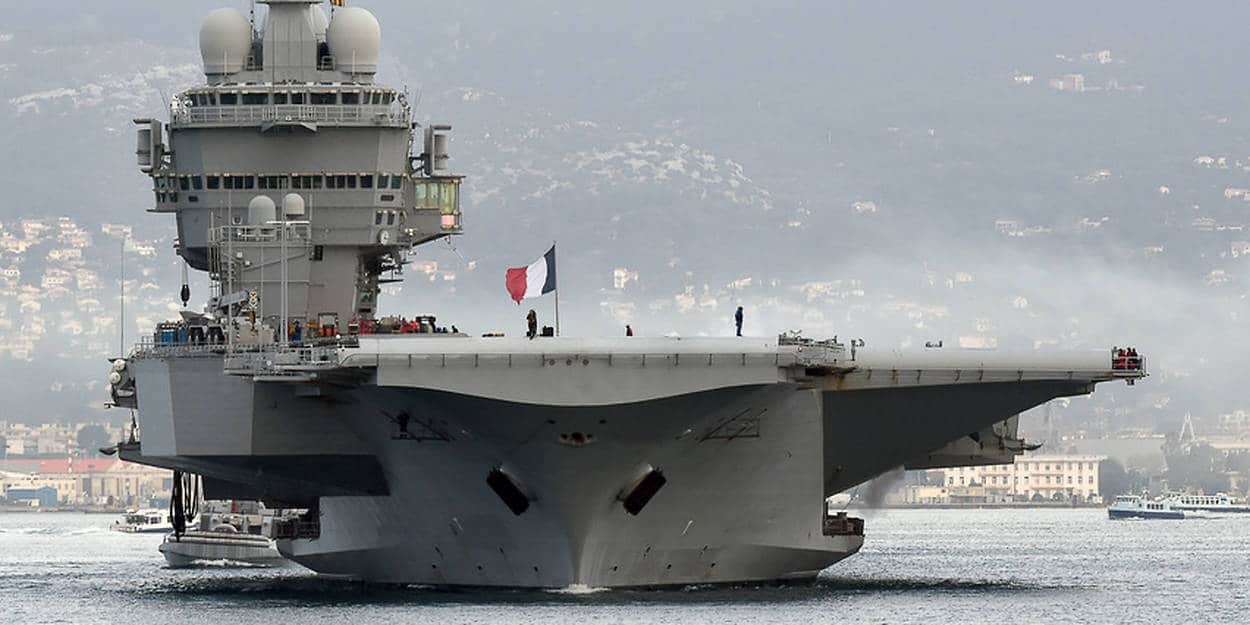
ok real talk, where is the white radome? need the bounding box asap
[327,7,381,74]
[248,196,277,225]
[199,8,251,75]
[309,4,330,41]
[282,193,306,218]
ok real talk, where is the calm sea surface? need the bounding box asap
[0,508,1246,624]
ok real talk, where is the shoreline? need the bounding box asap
[0,507,127,514]
[842,502,1105,510]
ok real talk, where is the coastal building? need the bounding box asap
[0,458,170,507]
[941,454,1105,502]
[2,485,58,507]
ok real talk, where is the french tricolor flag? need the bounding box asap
[506,245,557,304]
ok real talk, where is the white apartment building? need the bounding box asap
[943,454,1105,502]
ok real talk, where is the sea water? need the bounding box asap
[1,508,1246,624]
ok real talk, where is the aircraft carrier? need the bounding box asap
[108,0,1147,588]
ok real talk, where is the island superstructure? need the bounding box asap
[108,0,1147,588]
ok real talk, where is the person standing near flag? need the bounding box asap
[526,310,538,339]
[735,306,744,337]
[506,245,560,335]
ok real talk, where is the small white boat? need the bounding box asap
[160,524,286,567]
[112,508,173,533]
[1107,495,1184,520]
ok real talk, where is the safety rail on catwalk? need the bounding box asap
[170,103,410,129]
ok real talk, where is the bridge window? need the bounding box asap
[206,175,220,190]
[341,91,360,105]
[223,175,254,190]
[346,175,357,189]
[374,211,384,226]
[258,175,288,190]
[390,175,402,190]
[290,93,305,105]
[378,174,389,189]
[219,93,238,106]
[273,93,288,105]
[242,93,267,105]
[310,93,336,105]
[361,174,373,189]
[179,177,190,191]
[192,176,203,190]
[371,92,382,105]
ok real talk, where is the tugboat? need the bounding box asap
[1107,495,1184,520]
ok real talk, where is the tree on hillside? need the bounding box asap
[1164,442,1228,494]
[76,424,111,456]
[1099,459,1147,497]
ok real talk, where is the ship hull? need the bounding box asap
[277,385,859,587]
[120,339,1136,588]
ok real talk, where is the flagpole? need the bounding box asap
[553,241,560,337]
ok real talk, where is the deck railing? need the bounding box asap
[171,103,408,128]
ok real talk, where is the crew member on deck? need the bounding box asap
[527,309,538,339]
[626,324,634,337]
[735,306,744,337]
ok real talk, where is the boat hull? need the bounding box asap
[160,532,288,567]
[1107,508,1184,520]
[111,525,173,534]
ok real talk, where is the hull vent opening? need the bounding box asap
[620,469,667,515]
[487,468,531,516]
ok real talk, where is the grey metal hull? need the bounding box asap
[120,338,1139,588]
[280,386,858,587]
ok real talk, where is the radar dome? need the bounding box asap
[282,193,306,218]
[248,196,277,225]
[327,7,381,74]
[309,5,330,41]
[199,8,252,75]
